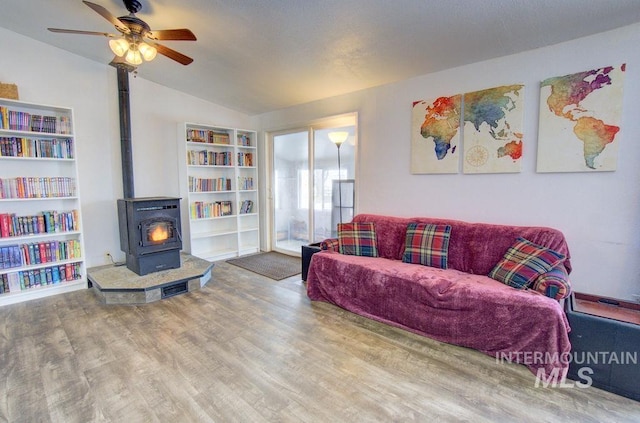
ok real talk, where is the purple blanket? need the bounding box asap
[306,214,572,379]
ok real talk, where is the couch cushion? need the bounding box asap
[338,222,379,257]
[532,266,571,300]
[402,223,452,269]
[488,237,565,289]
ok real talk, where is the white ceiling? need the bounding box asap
[1,0,640,115]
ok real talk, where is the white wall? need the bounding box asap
[253,23,640,302]
[0,27,251,267]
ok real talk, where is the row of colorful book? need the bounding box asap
[0,107,72,134]
[237,133,253,147]
[237,152,254,167]
[186,150,232,166]
[187,129,230,144]
[0,262,82,294]
[188,176,232,192]
[0,137,74,159]
[239,200,254,214]
[1,239,81,270]
[190,201,233,219]
[238,176,255,190]
[0,210,79,238]
[0,176,76,199]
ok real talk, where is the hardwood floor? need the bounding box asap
[1,261,639,422]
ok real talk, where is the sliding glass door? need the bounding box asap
[273,131,310,253]
[271,115,356,255]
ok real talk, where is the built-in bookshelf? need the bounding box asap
[177,123,259,261]
[0,98,86,306]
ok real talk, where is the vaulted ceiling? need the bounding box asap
[1,0,640,115]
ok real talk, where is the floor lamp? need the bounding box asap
[329,131,349,225]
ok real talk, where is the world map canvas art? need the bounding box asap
[411,95,462,174]
[537,65,626,172]
[411,86,524,175]
[462,85,525,174]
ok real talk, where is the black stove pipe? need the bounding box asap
[116,65,135,199]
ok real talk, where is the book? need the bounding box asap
[11,245,22,268]
[26,271,33,288]
[0,213,10,237]
[28,243,36,264]
[8,272,21,293]
[52,265,60,283]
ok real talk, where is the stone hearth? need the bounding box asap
[88,252,213,305]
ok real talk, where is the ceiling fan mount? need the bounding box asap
[47,0,197,67]
[123,0,143,14]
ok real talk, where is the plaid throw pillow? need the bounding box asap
[531,266,571,300]
[402,223,452,269]
[320,238,340,251]
[489,237,566,290]
[338,222,378,257]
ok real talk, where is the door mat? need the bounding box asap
[226,252,301,281]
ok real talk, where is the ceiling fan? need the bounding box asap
[48,0,197,67]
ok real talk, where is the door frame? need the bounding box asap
[265,112,358,256]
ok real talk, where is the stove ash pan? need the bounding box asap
[117,197,183,276]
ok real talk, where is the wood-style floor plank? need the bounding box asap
[0,260,639,422]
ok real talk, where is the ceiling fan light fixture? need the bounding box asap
[138,42,157,61]
[109,38,129,57]
[47,1,196,66]
[125,48,143,65]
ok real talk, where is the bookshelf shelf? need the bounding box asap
[191,229,238,238]
[0,197,79,202]
[189,190,236,194]
[190,214,236,221]
[1,157,75,162]
[0,98,86,305]
[0,230,82,242]
[178,123,259,261]
[187,165,234,169]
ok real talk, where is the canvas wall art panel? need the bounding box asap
[462,84,524,174]
[411,95,461,174]
[537,64,626,172]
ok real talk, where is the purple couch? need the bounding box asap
[307,214,572,379]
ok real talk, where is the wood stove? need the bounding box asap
[117,197,182,276]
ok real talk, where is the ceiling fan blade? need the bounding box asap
[146,29,197,41]
[48,28,117,38]
[153,43,194,65]
[83,1,130,34]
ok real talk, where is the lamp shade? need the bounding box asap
[138,42,157,61]
[109,38,129,57]
[328,131,349,146]
[125,48,143,65]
